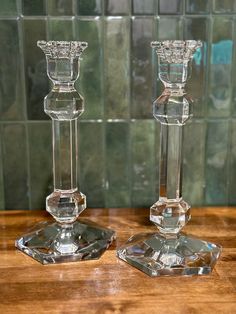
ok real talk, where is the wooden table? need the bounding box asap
[0,207,235,314]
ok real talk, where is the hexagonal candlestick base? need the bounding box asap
[16,219,115,264]
[117,232,221,277]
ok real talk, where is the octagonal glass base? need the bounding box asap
[117,232,221,277]
[16,220,115,264]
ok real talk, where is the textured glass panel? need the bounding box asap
[208,17,233,117]
[1,124,29,209]
[104,17,130,119]
[132,0,155,15]
[105,122,130,207]
[79,122,105,207]
[22,0,46,15]
[23,19,48,120]
[76,18,103,119]
[232,20,236,117]
[77,0,102,15]
[159,0,183,14]
[0,140,5,209]
[183,120,205,206]
[105,0,130,15]
[205,120,229,205]
[229,120,236,204]
[28,122,52,209]
[0,1,234,211]
[48,18,74,40]
[0,19,25,120]
[131,120,155,207]
[184,18,209,117]
[131,17,153,118]
[213,0,236,13]
[185,0,210,14]
[47,0,73,16]
[0,0,17,16]
[157,17,183,41]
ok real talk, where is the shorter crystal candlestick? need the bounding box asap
[117,40,221,276]
[16,41,115,264]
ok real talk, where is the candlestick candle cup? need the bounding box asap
[16,41,115,264]
[117,40,221,276]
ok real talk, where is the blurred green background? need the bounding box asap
[0,0,236,209]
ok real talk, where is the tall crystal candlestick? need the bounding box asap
[16,41,115,264]
[117,40,221,276]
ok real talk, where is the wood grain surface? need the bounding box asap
[0,207,235,314]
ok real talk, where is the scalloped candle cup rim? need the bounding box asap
[37,40,88,58]
[37,40,88,49]
[150,40,202,63]
[151,40,202,49]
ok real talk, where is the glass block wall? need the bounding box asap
[0,0,236,209]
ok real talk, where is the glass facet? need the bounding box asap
[16,41,115,264]
[117,40,221,276]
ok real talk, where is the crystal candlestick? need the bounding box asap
[16,41,115,264]
[117,40,221,276]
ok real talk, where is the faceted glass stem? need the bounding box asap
[53,119,78,191]
[151,84,190,235]
[159,124,183,201]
